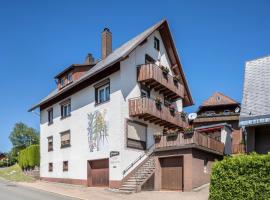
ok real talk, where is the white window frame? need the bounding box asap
[97,84,110,104]
[67,72,73,84]
[60,77,65,88]
[61,100,71,118]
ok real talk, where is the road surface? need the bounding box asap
[0,179,77,200]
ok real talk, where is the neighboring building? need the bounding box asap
[29,20,226,192]
[193,92,244,154]
[0,153,6,161]
[240,56,270,154]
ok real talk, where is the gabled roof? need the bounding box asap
[29,19,193,111]
[200,92,239,108]
[240,55,270,126]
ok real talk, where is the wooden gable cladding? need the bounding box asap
[129,97,188,130]
[158,21,193,107]
[137,64,185,100]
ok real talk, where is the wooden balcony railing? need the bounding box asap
[155,132,224,154]
[129,97,188,130]
[232,144,245,154]
[137,64,184,100]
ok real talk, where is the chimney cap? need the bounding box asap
[103,27,111,33]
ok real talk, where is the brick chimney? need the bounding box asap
[84,53,94,65]
[102,28,112,59]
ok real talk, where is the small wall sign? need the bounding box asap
[110,151,120,158]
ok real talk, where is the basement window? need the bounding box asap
[154,37,160,51]
[49,163,53,172]
[63,161,68,172]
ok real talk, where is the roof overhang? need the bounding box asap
[239,114,270,127]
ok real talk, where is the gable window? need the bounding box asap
[63,161,68,172]
[60,77,65,88]
[48,108,53,125]
[49,163,53,172]
[154,37,160,51]
[48,136,53,152]
[60,99,71,119]
[95,79,110,105]
[67,72,73,84]
[126,120,147,150]
[60,130,71,148]
[145,54,155,64]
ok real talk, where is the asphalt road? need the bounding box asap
[0,179,78,200]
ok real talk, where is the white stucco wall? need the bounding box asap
[40,30,184,182]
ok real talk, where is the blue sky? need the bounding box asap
[0,0,270,152]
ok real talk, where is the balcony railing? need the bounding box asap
[155,132,224,154]
[137,64,184,100]
[129,97,188,129]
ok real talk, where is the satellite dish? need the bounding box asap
[235,107,240,113]
[188,113,197,120]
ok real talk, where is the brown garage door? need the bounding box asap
[88,159,109,187]
[160,157,183,190]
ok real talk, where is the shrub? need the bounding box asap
[209,153,270,200]
[18,145,40,170]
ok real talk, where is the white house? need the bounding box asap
[29,20,225,192]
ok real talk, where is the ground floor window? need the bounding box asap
[48,163,53,172]
[126,120,147,150]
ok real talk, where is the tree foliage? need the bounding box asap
[18,145,40,169]
[209,153,270,200]
[9,122,39,151]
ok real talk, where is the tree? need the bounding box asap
[9,122,39,153]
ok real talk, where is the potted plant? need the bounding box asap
[183,126,194,134]
[155,97,162,110]
[169,104,176,115]
[173,75,180,84]
[160,65,169,76]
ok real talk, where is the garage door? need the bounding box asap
[160,157,183,190]
[88,159,109,187]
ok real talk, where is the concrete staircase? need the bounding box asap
[119,156,155,193]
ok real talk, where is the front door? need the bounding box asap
[160,156,183,190]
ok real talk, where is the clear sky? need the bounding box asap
[0,0,270,152]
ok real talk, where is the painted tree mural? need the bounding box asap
[87,110,108,152]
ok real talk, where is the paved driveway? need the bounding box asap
[19,180,209,200]
[0,179,77,200]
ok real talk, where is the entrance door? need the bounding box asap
[160,157,183,190]
[88,159,109,187]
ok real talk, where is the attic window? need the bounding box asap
[216,96,221,102]
[154,37,160,51]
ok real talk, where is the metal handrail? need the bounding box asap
[122,143,154,175]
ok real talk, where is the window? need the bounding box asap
[67,73,73,84]
[95,79,110,105]
[63,161,68,171]
[48,108,53,124]
[140,85,150,98]
[164,97,172,107]
[204,158,208,173]
[60,77,65,88]
[60,130,71,148]
[145,54,155,64]
[49,163,53,172]
[154,37,160,51]
[126,120,147,150]
[61,100,71,119]
[48,136,53,152]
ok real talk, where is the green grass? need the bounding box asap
[0,164,34,182]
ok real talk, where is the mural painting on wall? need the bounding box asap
[87,110,109,152]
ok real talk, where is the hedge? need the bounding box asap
[209,153,270,200]
[18,145,40,169]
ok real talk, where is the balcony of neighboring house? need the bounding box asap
[193,110,240,124]
[129,97,188,130]
[137,64,185,100]
[155,131,225,155]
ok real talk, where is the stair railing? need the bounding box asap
[122,143,154,176]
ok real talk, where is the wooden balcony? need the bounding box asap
[137,64,185,100]
[155,132,224,155]
[129,97,188,130]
